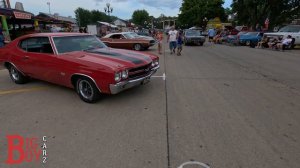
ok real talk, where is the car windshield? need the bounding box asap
[237,32,247,35]
[123,33,139,39]
[278,25,300,32]
[245,32,258,36]
[53,35,107,54]
[186,30,201,36]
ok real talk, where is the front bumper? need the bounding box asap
[109,65,159,94]
[186,38,205,43]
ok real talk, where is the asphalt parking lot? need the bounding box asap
[1,43,300,168]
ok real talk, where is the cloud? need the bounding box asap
[94,0,181,9]
[137,0,181,9]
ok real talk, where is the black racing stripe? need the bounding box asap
[125,52,152,62]
[88,50,144,65]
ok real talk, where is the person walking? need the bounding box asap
[167,26,178,55]
[0,23,5,47]
[156,30,163,55]
[208,28,215,43]
[177,30,183,56]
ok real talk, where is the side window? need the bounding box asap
[110,34,121,39]
[19,37,54,54]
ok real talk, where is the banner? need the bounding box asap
[13,11,32,20]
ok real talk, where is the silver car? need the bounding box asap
[184,29,206,46]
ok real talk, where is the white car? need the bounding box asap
[264,25,300,45]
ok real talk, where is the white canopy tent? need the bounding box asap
[97,21,118,28]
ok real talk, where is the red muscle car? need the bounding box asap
[101,32,156,51]
[0,33,159,103]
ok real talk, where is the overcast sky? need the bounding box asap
[10,0,232,19]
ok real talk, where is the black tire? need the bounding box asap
[8,65,28,84]
[133,44,142,51]
[75,77,101,103]
[199,42,204,46]
[246,40,251,46]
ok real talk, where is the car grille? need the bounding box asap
[129,63,152,79]
[150,40,155,44]
[191,38,202,41]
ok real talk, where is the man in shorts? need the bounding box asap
[208,28,215,43]
[167,26,178,54]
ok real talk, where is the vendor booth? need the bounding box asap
[0,7,34,41]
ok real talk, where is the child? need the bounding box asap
[177,30,183,56]
[156,30,163,54]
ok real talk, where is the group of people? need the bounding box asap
[155,26,184,56]
[257,35,293,50]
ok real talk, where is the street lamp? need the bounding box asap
[47,2,51,14]
[104,3,113,16]
[203,17,208,29]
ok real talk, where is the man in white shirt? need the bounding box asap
[277,35,293,50]
[167,26,178,54]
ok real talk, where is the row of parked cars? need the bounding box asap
[215,25,300,48]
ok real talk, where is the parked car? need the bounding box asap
[224,26,239,35]
[239,32,263,46]
[137,29,150,36]
[0,33,160,103]
[264,25,300,46]
[184,29,206,46]
[235,26,248,32]
[226,31,248,45]
[126,32,156,41]
[101,32,156,51]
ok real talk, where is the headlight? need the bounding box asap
[151,62,155,67]
[152,60,159,67]
[114,72,121,82]
[121,70,128,79]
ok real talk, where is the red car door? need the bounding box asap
[17,37,62,83]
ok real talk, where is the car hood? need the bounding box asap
[136,36,154,40]
[61,48,153,70]
[239,35,256,39]
[185,35,205,38]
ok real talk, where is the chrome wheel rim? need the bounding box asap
[11,67,19,81]
[78,80,94,100]
[246,41,251,46]
[135,44,141,50]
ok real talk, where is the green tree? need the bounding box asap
[75,7,92,27]
[90,10,110,23]
[131,9,150,26]
[231,0,300,29]
[178,0,226,28]
[75,8,118,27]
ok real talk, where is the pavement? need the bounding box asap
[0,42,300,168]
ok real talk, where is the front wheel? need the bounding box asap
[8,65,28,84]
[246,40,251,46]
[76,78,101,103]
[134,44,142,51]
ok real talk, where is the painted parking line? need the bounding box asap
[0,87,49,95]
[151,73,166,80]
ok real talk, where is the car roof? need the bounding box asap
[21,33,89,38]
